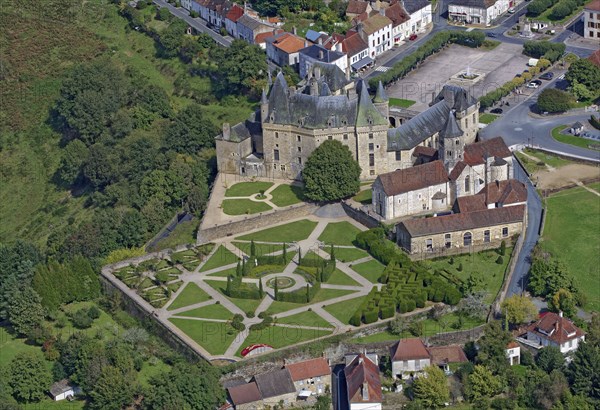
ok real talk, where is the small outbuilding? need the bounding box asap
[570,122,584,136]
[49,379,80,401]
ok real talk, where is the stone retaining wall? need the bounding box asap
[197,203,318,244]
[341,201,380,229]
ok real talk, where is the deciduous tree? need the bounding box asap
[302,140,361,202]
[501,294,538,326]
[8,352,51,403]
[412,366,450,408]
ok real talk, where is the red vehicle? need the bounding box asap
[409,33,418,41]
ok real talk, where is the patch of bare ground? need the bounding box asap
[533,164,600,190]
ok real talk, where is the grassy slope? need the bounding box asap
[317,221,361,246]
[236,325,332,356]
[236,219,318,242]
[269,184,305,207]
[224,181,274,197]
[551,125,599,150]
[169,318,238,355]
[221,199,272,215]
[351,259,385,283]
[167,282,211,311]
[198,245,240,272]
[542,186,600,312]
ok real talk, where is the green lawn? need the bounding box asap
[480,113,499,124]
[176,303,234,320]
[542,186,600,312]
[325,246,369,263]
[265,300,307,315]
[270,184,305,207]
[236,325,333,356]
[169,318,239,356]
[225,181,274,197]
[204,280,264,314]
[23,399,86,410]
[138,360,171,389]
[276,310,335,328]
[312,288,358,303]
[323,296,369,325]
[587,182,600,192]
[0,326,43,367]
[167,282,211,311]
[221,199,272,215]
[535,4,584,24]
[352,312,484,343]
[206,267,238,277]
[318,221,362,246]
[523,148,571,169]
[351,259,385,283]
[148,217,198,251]
[352,189,372,205]
[551,125,600,150]
[326,268,360,286]
[425,249,512,304]
[389,97,416,108]
[237,219,318,242]
[198,245,240,272]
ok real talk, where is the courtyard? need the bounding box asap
[385,43,531,112]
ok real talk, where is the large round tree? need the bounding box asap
[302,140,361,202]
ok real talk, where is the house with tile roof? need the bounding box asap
[448,0,511,25]
[298,44,348,79]
[224,3,244,37]
[526,311,586,354]
[237,14,277,45]
[356,13,393,58]
[347,0,373,18]
[266,32,308,67]
[584,0,600,39]
[506,341,521,365]
[344,353,383,410]
[389,339,469,378]
[284,357,332,397]
[332,30,371,71]
[385,2,411,44]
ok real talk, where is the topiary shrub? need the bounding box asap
[72,309,93,329]
[349,311,362,326]
[457,263,463,272]
[88,305,101,320]
[496,255,504,264]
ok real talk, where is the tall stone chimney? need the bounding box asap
[222,123,231,140]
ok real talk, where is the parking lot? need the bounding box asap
[386,43,532,111]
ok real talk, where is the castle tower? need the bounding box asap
[372,81,389,122]
[439,110,464,171]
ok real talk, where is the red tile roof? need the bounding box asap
[412,145,438,158]
[390,338,431,361]
[225,4,244,22]
[269,32,307,54]
[227,382,262,405]
[399,204,525,237]
[427,345,468,365]
[341,31,369,56]
[345,354,383,404]
[463,137,512,166]
[255,29,283,44]
[347,0,370,15]
[448,160,467,181]
[385,2,410,27]
[507,341,520,349]
[527,312,586,345]
[456,194,487,213]
[376,160,449,196]
[585,0,600,10]
[285,358,330,381]
[479,179,528,206]
[588,49,600,68]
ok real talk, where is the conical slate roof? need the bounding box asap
[319,81,332,96]
[373,81,388,103]
[441,111,463,139]
[356,80,388,127]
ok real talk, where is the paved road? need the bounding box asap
[152,0,232,46]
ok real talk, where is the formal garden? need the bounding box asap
[106,217,512,360]
[220,181,305,216]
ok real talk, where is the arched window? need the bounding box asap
[465,175,470,192]
[463,232,472,246]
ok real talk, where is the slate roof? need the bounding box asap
[361,14,393,35]
[463,137,512,166]
[356,79,389,127]
[347,0,370,14]
[403,0,431,13]
[238,14,269,31]
[373,81,388,103]
[285,358,331,381]
[427,345,468,365]
[375,160,449,196]
[441,111,463,139]
[387,99,452,150]
[345,354,383,404]
[300,44,345,63]
[432,84,478,112]
[49,380,76,398]
[448,0,497,8]
[390,338,431,361]
[311,62,351,91]
[399,204,525,237]
[527,312,585,345]
[385,2,410,27]
[227,382,262,405]
[253,368,296,399]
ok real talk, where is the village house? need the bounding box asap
[506,341,521,365]
[265,31,307,67]
[227,381,263,410]
[49,380,81,401]
[389,338,431,379]
[584,0,600,39]
[284,357,332,398]
[526,311,586,354]
[346,0,373,18]
[403,0,433,34]
[237,14,277,45]
[345,353,383,410]
[298,44,348,79]
[224,3,244,37]
[427,345,469,373]
[385,2,411,44]
[331,30,371,71]
[357,13,393,58]
[448,0,512,26]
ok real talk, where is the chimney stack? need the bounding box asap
[319,49,324,60]
[318,37,323,45]
[222,123,231,140]
[292,26,297,35]
[559,311,563,318]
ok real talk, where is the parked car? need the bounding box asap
[486,32,497,37]
[540,72,554,80]
[508,7,516,13]
[490,108,503,114]
[409,33,418,41]
[527,82,539,88]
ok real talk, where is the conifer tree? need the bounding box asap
[274,280,279,300]
[250,240,256,258]
[282,243,287,263]
[259,278,264,298]
[306,284,310,303]
[330,244,335,261]
[226,276,232,296]
[298,247,302,264]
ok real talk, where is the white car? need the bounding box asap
[508,7,516,13]
[527,82,539,88]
